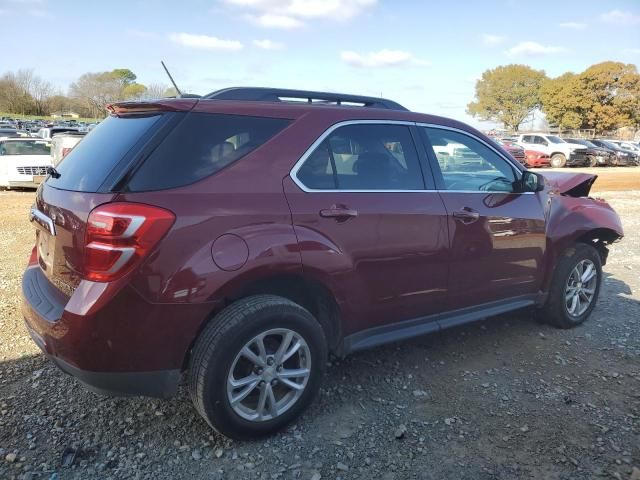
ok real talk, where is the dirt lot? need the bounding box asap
[538,166,640,192]
[0,179,638,479]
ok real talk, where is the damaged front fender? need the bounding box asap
[538,171,623,291]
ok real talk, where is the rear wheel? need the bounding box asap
[550,153,566,168]
[189,295,327,440]
[539,243,602,329]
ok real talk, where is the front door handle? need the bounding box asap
[452,208,480,224]
[319,206,358,221]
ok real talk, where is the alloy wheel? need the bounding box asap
[565,259,598,317]
[226,328,311,422]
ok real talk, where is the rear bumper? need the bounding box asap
[25,322,179,397]
[21,265,211,398]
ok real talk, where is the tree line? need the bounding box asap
[0,68,175,119]
[467,61,640,134]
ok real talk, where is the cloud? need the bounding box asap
[169,33,243,51]
[253,39,285,50]
[481,34,507,46]
[505,41,567,57]
[559,21,587,29]
[250,13,303,29]
[340,49,431,68]
[223,0,376,28]
[601,9,640,25]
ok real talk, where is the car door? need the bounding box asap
[283,121,450,335]
[419,125,547,310]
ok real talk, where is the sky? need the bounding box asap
[2,0,640,128]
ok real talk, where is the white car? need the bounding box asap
[0,138,52,189]
[51,131,86,166]
[35,127,79,140]
[516,133,587,168]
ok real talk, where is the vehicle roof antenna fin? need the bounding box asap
[161,61,183,98]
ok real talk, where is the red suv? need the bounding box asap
[22,88,623,439]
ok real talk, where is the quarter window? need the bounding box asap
[422,127,518,193]
[296,124,424,190]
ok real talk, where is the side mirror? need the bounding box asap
[520,170,545,192]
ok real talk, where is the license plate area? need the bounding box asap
[37,229,55,273]
[33,175,46,184]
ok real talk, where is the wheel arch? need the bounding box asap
[182,272,343,370]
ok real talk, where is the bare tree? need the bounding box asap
[141,83,169,100]
[30,77,55,115]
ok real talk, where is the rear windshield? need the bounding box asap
[0,140,51,155]
[46,114,162,192]
[126,113,291,191]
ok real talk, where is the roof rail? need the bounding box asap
[202,87,408,111]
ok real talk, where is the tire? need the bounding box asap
[539,243,602,329]
[188,295,327,440]
[550,153,566,168]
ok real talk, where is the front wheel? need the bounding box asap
[188,295,327,440]
[550,153,567,168]
[539,243,602,329]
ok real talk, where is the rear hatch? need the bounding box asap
[32,107,180,294]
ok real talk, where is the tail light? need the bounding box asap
[84,203,175,282]
[61,147,72,158]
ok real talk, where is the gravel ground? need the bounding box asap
[0,189,638,480]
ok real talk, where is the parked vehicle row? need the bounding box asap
[0,125,86,189]
[22,87,623,439]
[493,133,640,168]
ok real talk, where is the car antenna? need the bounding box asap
[161,61,183,98]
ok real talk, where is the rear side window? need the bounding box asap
[296,124,424,190]
[47,114,162,192]
[126,113,290,191]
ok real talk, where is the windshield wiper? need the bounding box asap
[47,166,61,178]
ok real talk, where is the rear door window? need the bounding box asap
[295,123,424,190]
[47,114,163,192]
[126,113,291,191]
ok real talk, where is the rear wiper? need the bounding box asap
[47,166,61,178]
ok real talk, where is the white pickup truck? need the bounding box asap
[516,134,588,167]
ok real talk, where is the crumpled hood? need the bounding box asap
[540,171,597,197]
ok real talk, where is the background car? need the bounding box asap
[564,138,616,167]
[35,126,79,140]
[523,149,551,167]
[494,139,526,165]
[50,131,86,166]
[590,139,638,166]
[0,138,52,189]
[606,140,640,161]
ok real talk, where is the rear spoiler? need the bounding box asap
[106,99,198,116]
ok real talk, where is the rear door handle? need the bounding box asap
[319,207,358,220]
[452,208,480,224]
